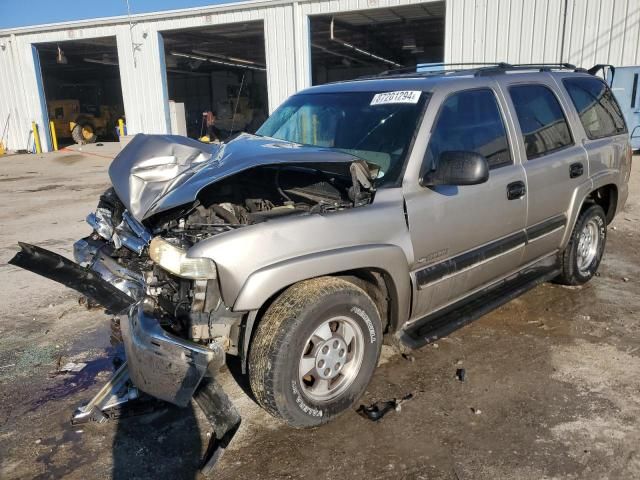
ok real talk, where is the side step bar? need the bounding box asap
[399,265,560,349]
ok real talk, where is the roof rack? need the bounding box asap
[360,62,588,80]
[476,63,586,75]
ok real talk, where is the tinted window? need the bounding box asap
[509,85,573,160]
[563,77,627,139]
[425,89,511,171]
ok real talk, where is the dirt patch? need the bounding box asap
[54,155,86,165]
[0,175,36,182]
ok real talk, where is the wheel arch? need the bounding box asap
[235,245,412,372]
[586,183,618,224]
[563,180,618,249]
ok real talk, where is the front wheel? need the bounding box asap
[556,204,607,285]
[248,276,382,427]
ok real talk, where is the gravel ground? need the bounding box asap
[0,146,638,480]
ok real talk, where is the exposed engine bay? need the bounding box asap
[76,160,374,354]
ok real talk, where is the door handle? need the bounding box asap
[570,162,584,178]
[507,181,526,200]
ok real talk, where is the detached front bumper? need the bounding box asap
[121,297,226,407]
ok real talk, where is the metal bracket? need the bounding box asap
[71,362,139,424]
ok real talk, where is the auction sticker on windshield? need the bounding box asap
[370,91,421,105]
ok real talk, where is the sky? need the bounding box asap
[0,0,245,29]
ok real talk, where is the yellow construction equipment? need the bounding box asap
[47,99,116,145]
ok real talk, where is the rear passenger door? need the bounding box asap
[503,80,586,263]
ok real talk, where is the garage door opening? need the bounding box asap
[310,2,445,84]
[36,37,124,147]
[161,21,268,141]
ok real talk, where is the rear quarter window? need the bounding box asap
[563,77,627,139]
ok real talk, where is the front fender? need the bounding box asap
[233,244,412,326]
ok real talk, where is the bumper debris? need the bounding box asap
[9,242,134,313]
[121,298,226,407]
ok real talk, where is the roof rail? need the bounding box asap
[368,62,512,78]
[358,62,590,81]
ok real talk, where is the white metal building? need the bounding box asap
[0,0,639,152]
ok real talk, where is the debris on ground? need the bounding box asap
[623,277,629,282]
[59,362,87,373]
[456,368,466,382]
[470,407,482,415]
[356,393,414,421]
[401,353,415,362]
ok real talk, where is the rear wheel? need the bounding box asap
[556,204,607,285]
[248,276,382,427]
[72,119,97,144]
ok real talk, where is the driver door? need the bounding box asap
[404,86,527,320]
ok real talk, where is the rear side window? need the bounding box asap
[425,88,511,170]
[563,77,627,139]
[509,84,573,160]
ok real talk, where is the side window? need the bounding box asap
[509,84,573,160]
[425,89,512,171]
[563,77,627,139]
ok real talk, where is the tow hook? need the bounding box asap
[70,364,241,476]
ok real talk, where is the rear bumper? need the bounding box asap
[120,297,226,407]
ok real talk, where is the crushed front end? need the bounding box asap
[9,132,376,471]
[59,186,232,407]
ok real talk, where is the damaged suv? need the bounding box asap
[13,64,631,431]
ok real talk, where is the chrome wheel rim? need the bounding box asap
[298,315,365,402]
[576,219,600,274]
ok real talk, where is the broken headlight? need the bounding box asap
[149,237,217,279]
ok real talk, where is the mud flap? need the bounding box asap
[8,242,134,313]
[194,378,242,475]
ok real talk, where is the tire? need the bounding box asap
[248,276,382,428]
[556,204,607,285]
[72,119,97,145]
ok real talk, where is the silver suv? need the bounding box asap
[12,63,632,429]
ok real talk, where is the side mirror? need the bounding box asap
[421,151,489,187]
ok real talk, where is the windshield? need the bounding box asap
[257,91,429,185]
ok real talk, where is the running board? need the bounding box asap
[399,265,560,349]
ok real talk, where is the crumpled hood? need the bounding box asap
[109,133,361,221]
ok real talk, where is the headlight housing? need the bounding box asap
[149,237,217,279]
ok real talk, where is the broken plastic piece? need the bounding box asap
[356,393,414,421]
[193,377,242,476]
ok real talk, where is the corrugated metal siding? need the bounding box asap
[1,0,640,152]
[0,36,33,153]
[445,0,640,67]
